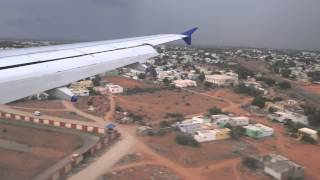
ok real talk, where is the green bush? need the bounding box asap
[208,107,223,115]
[278,81,291,89]
[242,157,259,170]
[159,120,171,128]
[175,134,200,148]
[251,97,266,108]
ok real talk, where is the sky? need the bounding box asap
[0,0,320,50]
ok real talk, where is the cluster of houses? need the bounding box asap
[248,154,304,180]
[175,114,274,143]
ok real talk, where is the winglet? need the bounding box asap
[182,27,198,45]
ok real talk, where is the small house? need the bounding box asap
[298,128,319,141]
[194,128,231,143]
[244,123,274,138]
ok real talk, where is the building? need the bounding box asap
[211,114,230,127]
[229,117,250,127]
[173,79,197,88]
[298,128,319,141]
[176,119,202,134]
[244,123,274,138]
[194,128,231,143]
[263,154,304,180]
[265,102,286,111]
[70,89,90,96]
[268,111,309,125]
[70,80,94,89]
[211,115,249,127]
[205,74,239,87]
[106,84,124,94]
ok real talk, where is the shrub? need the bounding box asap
[278,81,291,89]
[159,120,171,128]
[175,134,200,148]
[251,97,266,108]
[208,107,223,115]
[234,83,262,96]
[242,157,259,170]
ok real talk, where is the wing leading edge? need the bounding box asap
[0,28,198,104]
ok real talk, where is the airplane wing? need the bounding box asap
[0,28,198,104]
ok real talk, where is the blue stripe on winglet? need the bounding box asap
[182,27,198,45]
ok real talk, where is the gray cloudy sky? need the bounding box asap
[0,0,320,50]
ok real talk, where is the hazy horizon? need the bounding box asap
[1,0,320,51]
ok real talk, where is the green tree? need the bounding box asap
[92,75,101,86]
[208,107,223,115]
[163,77,172,86]
[242,157,259,170]
[281,69,292,78]
[251,97,266,108]
[175,134,200,147]
[199,72,206,82]
[138,73,146,80]
[278,81,291,89]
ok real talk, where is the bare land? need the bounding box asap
[142,132,257,167]
[104,164,181,180]
[116,90,228,123]
[106,76,160,89]
[0,121,83,180]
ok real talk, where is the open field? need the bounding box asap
[75,96,110,117]
[142,132,257,167]
[106,76,160,89]
[103,164,181,180]
[9,100,65,110]
[116,89,229,123]
[301,84,320,95]
[0,120,83,180]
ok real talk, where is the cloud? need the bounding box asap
[0,0,319,50]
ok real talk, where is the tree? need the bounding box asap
[175,134,200,147]
[159,120,171,128]
[208,107,223,115]
[242,157,259,170]
[251,97,266,108]
[281,69,292,78]
[307,71,320,82]
[234,83,262,96]
[268,107,277,113]
[224,123,245,139]
[163,77,172,86]
[138,73,146,80]
[236,66,254,80]
[199,72,205,82]
[92,75,101,86]
[278,81,291,89]
[303,105,320,126]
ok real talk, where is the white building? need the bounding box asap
[176,119,202,134]
[211,114,230,127]
[298,128,319,141]
[70,89,90,96]
[268,111,309,125]
[229,117,250,127]
[106,84,124,94]
[211,115,249,127]
[244,123,274,138]
[194,128,231,143]
[205,74,239,87]
[173,79,197,88]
